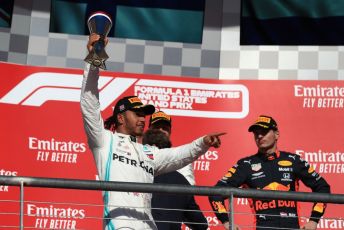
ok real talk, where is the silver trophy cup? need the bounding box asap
[84,12,112,70]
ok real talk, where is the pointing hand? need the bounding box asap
[203,132,226,148]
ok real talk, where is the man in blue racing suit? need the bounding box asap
[81,33,225,230]
[208,115,330,230]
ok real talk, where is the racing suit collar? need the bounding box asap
[115,132,137,142]
[258,149,280,161]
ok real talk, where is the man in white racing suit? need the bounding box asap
[80,33,225,230]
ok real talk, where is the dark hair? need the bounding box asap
[104,115,117,132]
[142,129,172,149]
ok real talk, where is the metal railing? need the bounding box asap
[1,175,344,230]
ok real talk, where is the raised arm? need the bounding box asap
[80,63,106,148]
[80,34,109,149]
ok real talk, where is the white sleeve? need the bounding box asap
[177,163,195,185]
[80,63,107,149]
[154,137,208,176]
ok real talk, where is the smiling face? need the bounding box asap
[117,109,146,136]
[252,127,279,154]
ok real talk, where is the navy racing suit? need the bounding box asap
[209,151,330,230]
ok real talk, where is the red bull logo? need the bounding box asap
[262,182,290,191]
[314,203,325,213]
[211,201,227,213]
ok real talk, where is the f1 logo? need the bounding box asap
[0,72,136,111]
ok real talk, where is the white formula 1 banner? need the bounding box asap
[0,71,249,119]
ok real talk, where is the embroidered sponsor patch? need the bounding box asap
[314,203,325,213]
[128,97,141,103]
[251,163,262,171]
[278,160,292,167]
[143,145,154,159]
[212,201,227,213]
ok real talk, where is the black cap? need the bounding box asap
[114,96,155,116]
[248,115,278,132]
[149,111,172,127]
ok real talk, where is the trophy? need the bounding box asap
[84,12,112,70]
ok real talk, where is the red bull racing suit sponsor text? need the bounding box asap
[255,200,296,211]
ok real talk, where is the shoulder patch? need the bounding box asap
[251,163,262,171]
[143,145,154,160]
[143,145,153,152]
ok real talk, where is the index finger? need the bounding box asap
[210,132,227,137]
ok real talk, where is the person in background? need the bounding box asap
[81,33,224,229]
[148,111,195,185]
[208,115,330,230]
[143,128,208,230]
